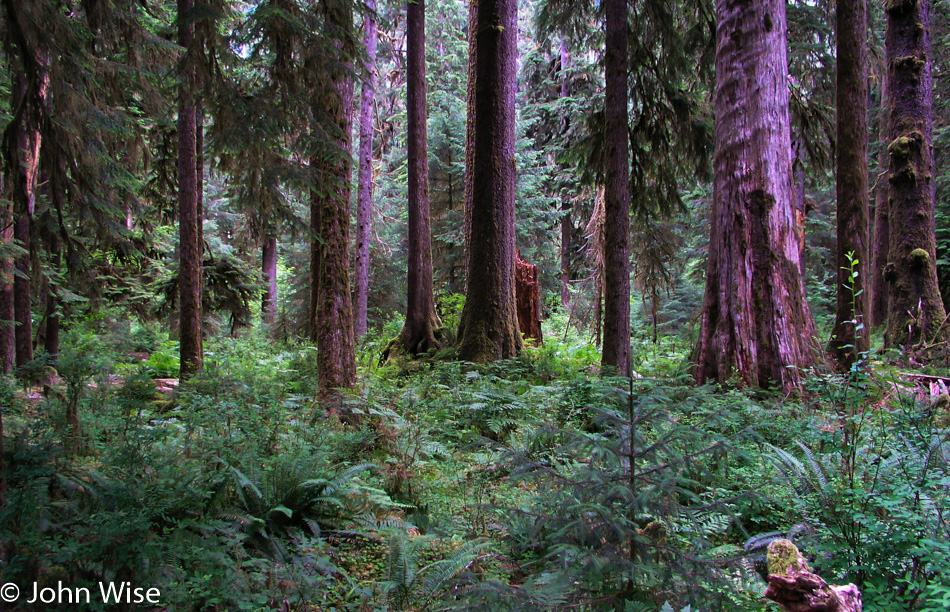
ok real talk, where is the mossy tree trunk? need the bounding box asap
[354,0,377,340]
[883,0,947,350]
[309,0,357,398]
[456,0,522,363]
[828,0,870,368]
[178,0,203,381]
[391,0,441,357]
[559,36,572,310]
[694,0,820,391]
[600,0,631,377]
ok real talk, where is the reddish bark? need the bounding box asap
[354,0,377,340]
[456,0,522,362]
[516,255,542,346]
[8,63,48,369]
[601,0,631,377]
[694,0,820,391]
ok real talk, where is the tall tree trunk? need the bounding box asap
[601,0,631,377]
[262,234,278,326]
[44,235,60,361]
[456,0,521,362]
[9,65,48,369]
[871,80,890,328]
[559,36,572,309]
[354,0,377,340]
[462,0,478,294]
[828,0,870,368]
[310,0,356,397]
[178,0,203,381]
[390,0,441,357]
[0,178,14,374]
[196,103,204,362]
[694,0,819,391]
[883,0,946,349]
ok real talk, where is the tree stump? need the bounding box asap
[516,255,542,346]
[764,539,862,612]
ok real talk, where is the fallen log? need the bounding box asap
[764,539,862,612]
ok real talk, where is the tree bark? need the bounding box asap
[516,255,542,346]
[883,0,946,350]
[8,65,48,369]
[262,234,278,326]
[354,0,377,340]
[828,0,870,369]
[694,0,820,391]
[456,0,522,362]
[559,36,572,309]
[870,78,890,328]
[390,0,442,357]
[178,0,203,381]
[462,0,478,294]
[601,0,631,377]
[310,0,357,397]
[0,179,14,374]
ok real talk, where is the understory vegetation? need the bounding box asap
[3,310,950,611]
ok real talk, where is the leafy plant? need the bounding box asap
[380,530,491,611]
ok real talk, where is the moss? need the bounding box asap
[910,248,930,269]
[767,539,808,575]
[888,131,924,158]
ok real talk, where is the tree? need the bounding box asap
[456,0,521,362]
[310,0,357,396]
[388,0,442,356]
[693,0,819,391]
[600,0,631,377]
[178,0,203,381]
[883,0,946,349]
[354,0,377,339]
[828,0,870,368]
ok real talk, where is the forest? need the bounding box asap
[1,0,950,609]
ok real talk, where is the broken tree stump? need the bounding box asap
[516,254,542,346]
[764,539,862,612]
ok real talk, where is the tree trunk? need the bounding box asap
[178,0,203,381]
[462,0,478,295]
[883,0,946,350]
[694,0,819,391]
[870,78,890,328]
[390,0,442,357]
[601,0,631,377]
[354,0,377,340]
[262,234,278,327]
[516,255,542,346]
[456,0,522,363]
[559,36,572,309]
[310,0,356,398]
[0,180,14,374]
[828,0,870,369]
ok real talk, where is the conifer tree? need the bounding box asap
[694,0,819,390]
[456,0,522,362]
[883,0,946,349]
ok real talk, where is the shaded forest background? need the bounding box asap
[2,0,950,610]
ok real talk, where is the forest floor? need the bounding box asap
[2,314,950,611]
